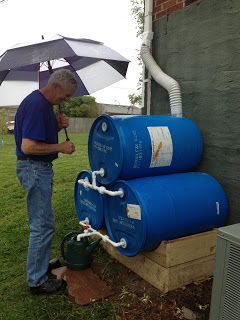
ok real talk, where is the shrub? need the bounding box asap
[55,96,99,118]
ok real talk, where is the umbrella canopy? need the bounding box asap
[0,35,129,96]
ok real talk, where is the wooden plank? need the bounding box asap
[102,241,215,293]
[167,255,215,292]
[99,229,217,267]
[102,241,170,293]
[143,229,217,267]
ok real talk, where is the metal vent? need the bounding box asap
[209,224,240,320]
[222,243,240,320]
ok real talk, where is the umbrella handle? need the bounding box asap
[58,104,70,141]
[64,128,70,141]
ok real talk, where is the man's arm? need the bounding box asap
[21,138,75,155]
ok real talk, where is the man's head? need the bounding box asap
[44,69,78,105]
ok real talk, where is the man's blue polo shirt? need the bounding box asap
[14,90,58,162]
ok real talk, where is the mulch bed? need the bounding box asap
[91,248,213,320]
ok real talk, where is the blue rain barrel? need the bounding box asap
[104,172,228,256]
[74,170,104,230]
[88,114,203,185]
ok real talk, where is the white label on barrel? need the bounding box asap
[93,140,113,153]
[147,126,173,167]
[216,202,220,215]
[80,199,96,212]
[127,204,141,220]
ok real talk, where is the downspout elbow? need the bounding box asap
[140,44,182,117]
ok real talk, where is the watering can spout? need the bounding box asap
[86,238,102,254]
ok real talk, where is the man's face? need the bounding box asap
[53,84,76,104]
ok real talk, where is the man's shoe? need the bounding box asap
[30,278,66,295]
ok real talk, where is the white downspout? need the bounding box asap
[141,0,183,117]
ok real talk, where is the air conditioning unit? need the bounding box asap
[209,223,240,320]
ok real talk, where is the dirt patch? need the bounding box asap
[92,247,213,320]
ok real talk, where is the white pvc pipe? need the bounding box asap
[141,0,153,115]
[78,178,124,197]
[141,0,183,117]
[92,169,104,188]
[146,75,152,116]
[78,220,126,248]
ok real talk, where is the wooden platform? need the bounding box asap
[101,229,217,293]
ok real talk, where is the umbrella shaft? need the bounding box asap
[64,128,70,141]
[58,104,70,141]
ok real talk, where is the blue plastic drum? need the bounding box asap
[74,170,104,230]
[88,114,203,185]
[104,172,228,256]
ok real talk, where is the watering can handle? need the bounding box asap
[60,231,81,261]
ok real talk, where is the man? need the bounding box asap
[14,69,77,295]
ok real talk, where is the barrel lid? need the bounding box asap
[104,180,146,256]
[74,170,104,230]
[88,114,123,185]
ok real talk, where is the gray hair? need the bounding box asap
[48,69,78,90]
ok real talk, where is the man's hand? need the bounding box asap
[59,141,75,154]
[56,113,69,130]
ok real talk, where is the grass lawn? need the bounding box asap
[0,133,118,320]
[0,133,214,320]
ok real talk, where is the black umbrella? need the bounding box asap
[0,34,129,139]
[0,34,129,96]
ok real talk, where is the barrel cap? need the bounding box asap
[88,114,123,185]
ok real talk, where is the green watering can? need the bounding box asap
[61,231,101,271]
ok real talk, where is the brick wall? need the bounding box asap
[153,0,199,20]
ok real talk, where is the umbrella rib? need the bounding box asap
[64,58,77,72]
